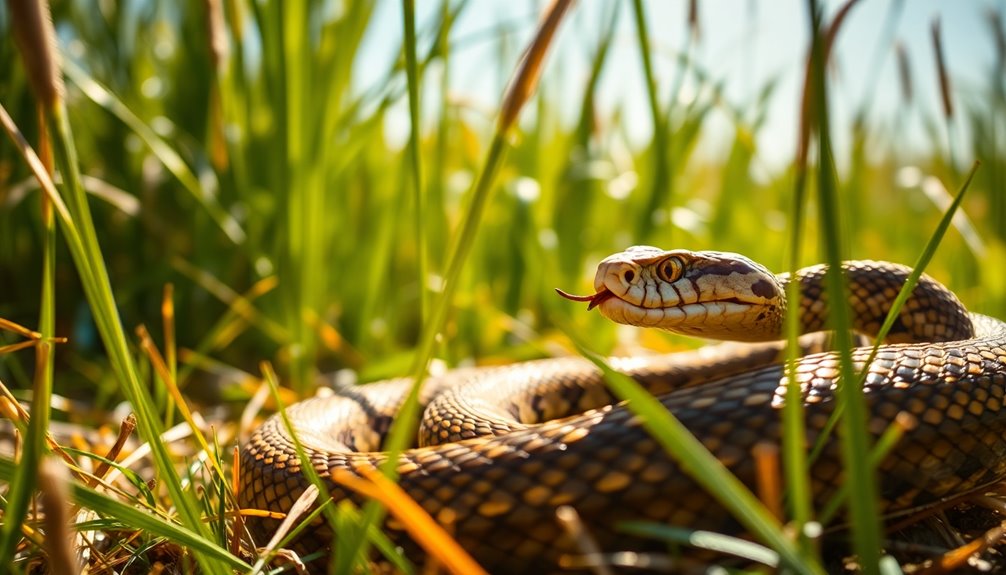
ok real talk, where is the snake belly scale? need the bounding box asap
[240,247,1006,572]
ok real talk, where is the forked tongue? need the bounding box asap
[554,287,613,311]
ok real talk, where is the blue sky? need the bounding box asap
[354,1,1003,171]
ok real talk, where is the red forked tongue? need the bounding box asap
[554,287,613,311]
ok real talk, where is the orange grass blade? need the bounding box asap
[752,442,783,521]
[136,325,226,482]
[230,445,245,558]
[332,466,488,575]
[0,318,43,340]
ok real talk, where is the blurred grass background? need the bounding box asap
[1,0,1004,403]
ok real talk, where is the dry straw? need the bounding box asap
[931,18,954,120]
[38,459,82,575]
[497,0,574,134]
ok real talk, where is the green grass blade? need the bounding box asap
[258,363,359,572]
[619,522,779,567]
[562,330,822,575]
[806,162,982,481]
[353,4,574,565]
[402,0,428,325]
[280,0,313,392]
[0,114,58,562]
[386,131,508,459]
[818,413,913,524]
[806,2,882,571]
[0,342,54,563]
[782,0,819,550]
[859,161,980,365]
[783,94,814,552]
[631,0,671,241]
[341,132,511,570]
[60,59,245,245]
[46,99,231,575]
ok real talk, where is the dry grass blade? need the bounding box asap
[0,341,46,354]
[796,0,862,166]
[171,258,287,344]
[687,0,700,41]
[38,458,82,575]
[0,378,83,477]
[556,505,613,575]
[230,445,245,558]
[136,325,226,483]
[162,285,176,380]
[497,0,575,133]
[931,18,954,120]
[370,3,580,566]
[752,442,782,521]
[0,318,44,340]
[915,517,1006,575]
[823,0,863,62]
[88,414,136,488]
[239,377,273,440]
[332,466,489,575]
[249,484,318,574]
[0,105,78,234]
[0,316,66,354]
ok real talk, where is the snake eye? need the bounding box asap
[656,256,684,283]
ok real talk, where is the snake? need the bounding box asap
[240,246,1006,573]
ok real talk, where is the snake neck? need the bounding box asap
[778,261,975,343]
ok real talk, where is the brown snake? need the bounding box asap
[240,246,1006,572]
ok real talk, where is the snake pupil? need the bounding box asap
[657,257,682,282]
[624,270,635,283]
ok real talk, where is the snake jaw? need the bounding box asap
[555,287,614,310]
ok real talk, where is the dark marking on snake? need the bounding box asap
[751,278,776,299]
[671,282,684,303]
[699,261,744,277]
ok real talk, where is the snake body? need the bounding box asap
[240,248,1006,572]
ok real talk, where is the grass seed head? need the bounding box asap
[7,0,64,108]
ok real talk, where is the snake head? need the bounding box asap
[559,246,786,341]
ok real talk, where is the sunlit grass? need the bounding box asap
[1,0,1005,573]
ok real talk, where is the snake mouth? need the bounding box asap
[555,287,614,311]
[557,287,758,315]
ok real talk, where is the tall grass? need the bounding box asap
[809,2,883,570]
[1,0,1005,573]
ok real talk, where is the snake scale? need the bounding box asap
[240,246,1006,572]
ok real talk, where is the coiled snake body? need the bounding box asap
[241,247,1006,572]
